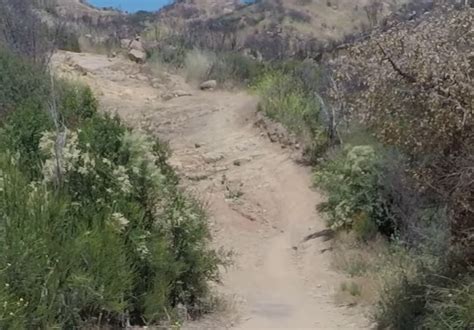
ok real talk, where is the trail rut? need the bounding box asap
[53,51,369,329]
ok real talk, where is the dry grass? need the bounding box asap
[331,232,386,307]
[183,49,215,84]
[222,0,410,43]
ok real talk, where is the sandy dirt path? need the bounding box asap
[53,51,369,329]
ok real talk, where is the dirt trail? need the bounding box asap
[53,51,369,329]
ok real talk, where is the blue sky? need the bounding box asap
[88,0,172,12]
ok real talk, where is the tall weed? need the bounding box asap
[253,61,328,161]
[184,49,215,83]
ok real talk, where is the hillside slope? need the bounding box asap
[159,0,241,18]
[152,0,414,59]
[54,0,120,20]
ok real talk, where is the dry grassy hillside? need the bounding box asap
[38,0,133,54]
[230,0,406,42]
[150,0,419,59]
[53,0,120,21]
[161,0,242,18]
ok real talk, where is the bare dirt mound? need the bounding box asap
[52,51,370,329]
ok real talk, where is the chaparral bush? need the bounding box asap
[0,48,221,328]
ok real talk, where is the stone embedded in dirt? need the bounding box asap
[203,153,224,164]
[151,79,165,89]
[135,74,148,82]
[128,49,146,64]
[195,143,201,149]
[71,63,92,76]
[200,80,217,90]
[187,173,209,181]
[129,39,144,52]
[161,93,174,101]
[173,90,193,97]
[233,157,251,167]
[214,166,228,173]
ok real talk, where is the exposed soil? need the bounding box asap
[52,51,370,329]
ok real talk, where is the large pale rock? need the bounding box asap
[200,80,217,90]
[128,49,146,64]
[129,39,144,52]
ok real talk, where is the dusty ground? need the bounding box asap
[53,51,370,329]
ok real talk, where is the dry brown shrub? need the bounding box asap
[329,4,473,258]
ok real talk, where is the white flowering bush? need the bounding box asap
[0,54,221,328]
[39,130,81,183]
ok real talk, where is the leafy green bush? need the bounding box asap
[0,50,50,114]
[0,54,98,179]
[314,145,393,239]
[0,50,221,327]
[58,81,98,125]
[0,105,52,179]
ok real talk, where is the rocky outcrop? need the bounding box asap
[128,49,146,64]
[122,37,146,64]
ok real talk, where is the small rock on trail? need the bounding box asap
[200,80,217,90]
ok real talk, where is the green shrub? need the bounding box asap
[314,145,393,238]
[255,71,319,128]
[58,81,98,125]
[253,62,328,161]
[0,49,50,114]
[0,52,221,327]
[0,105,52,179]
